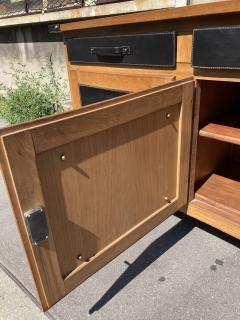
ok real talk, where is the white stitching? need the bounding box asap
[192,25,240,69]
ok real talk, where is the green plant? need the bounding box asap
[0,54,68,124]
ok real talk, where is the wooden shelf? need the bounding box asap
[187,168,240,239]
[195,173,240,213]
[199,123,240,145]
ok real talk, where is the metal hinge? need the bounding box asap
[48,24,61,33]
[24,207,49,246]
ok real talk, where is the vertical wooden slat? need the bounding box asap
[64,44,81,109]
[0,132,65,310]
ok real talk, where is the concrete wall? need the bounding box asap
[0,24,70,99]
[0,0,184,28]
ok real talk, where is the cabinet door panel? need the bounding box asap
[0,78,194,310]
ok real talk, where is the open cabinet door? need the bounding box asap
[0,78,194,310]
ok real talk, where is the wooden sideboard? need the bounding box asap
[0,0,239,310]
[61,0,240,238]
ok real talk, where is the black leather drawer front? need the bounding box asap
[192,26,240,69]
[80,85,128,106]
[67,32,176,67]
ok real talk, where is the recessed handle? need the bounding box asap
[90,46,130,57]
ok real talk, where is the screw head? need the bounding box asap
[164,196,171,204]
[77,255,82,261]
[166,113,171,119]
[60,154,66,161]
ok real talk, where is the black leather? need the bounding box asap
[192,26,240,69]
[67,32,176,67]
[80,85,128,106]
[90,46,130,57]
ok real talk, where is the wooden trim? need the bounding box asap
[68,69,81,109]
[64,45,81,109]
[177,80,194,203]
[64,200,181,292]
[31,82,187,153]
[0,133,65,310]
[60,1,240,32]
[68,64,189,77]
[199,123,240,146]
[188,80,201,201]
[194,69,240,82]
[0,77,192,138]
[187,198,240,240]
[69,64,172,75]
[75,68,176,93]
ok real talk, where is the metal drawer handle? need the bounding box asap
[90,46,131,57]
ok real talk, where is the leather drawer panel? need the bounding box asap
[67,32,176,67]
[192,26,240,69]
[79,85,128,106]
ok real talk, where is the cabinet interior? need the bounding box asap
[191,80,240,231]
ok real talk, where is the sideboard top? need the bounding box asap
[60,0,240,32]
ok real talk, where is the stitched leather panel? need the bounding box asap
[192,26,240,69]
[67,32,176,68]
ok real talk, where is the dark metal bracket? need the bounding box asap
[48,24,61,33]
[24,207,49,246]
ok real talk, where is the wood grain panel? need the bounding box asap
[63,79,194,292]
[64,44,81,109]
[0,78,194,309]
[76,69,176,94]
[69,63,192,77]
[200,123,240,146]
[37,104,180,277]
[67,64,192,107]
[177,34,192,64]
[31,82,186,153]
[188,197,240,240]
[188,169,240,239]
[64,198,184,292]
[196,173,240,214]
[188,80,200,201]
[0,132,64,310]
[68,69,81,109]
[0,78,192,137]
[197,81,240,127]
[194,137,231,186]
[69,64,177,76]
[194,69,240,82]
[60,1,240,32]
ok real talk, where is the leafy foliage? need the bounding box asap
[0,55,68,124]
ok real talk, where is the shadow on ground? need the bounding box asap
[89,217,194,314]
[89,212,240,315]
